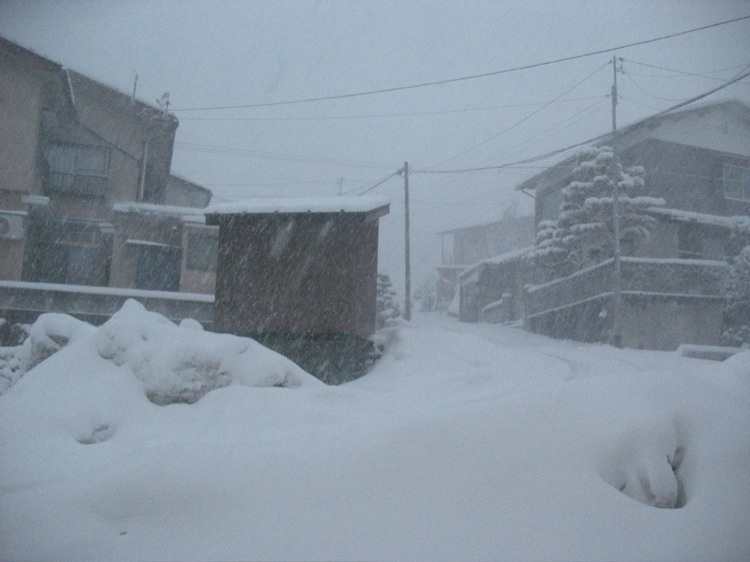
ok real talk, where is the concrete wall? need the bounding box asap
[620,294,724,350]
[524,258,729,350]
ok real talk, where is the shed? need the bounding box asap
[205,196,390,383]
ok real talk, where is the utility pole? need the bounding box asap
[610,55,623,348]
[403,161,412,321]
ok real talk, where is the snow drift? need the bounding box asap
[1,303,749,561]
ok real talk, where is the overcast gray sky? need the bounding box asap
[1,0,749,293]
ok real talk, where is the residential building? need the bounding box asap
[520,99,750,260]
[0,37,216,327]
[513,99,750,348]
[436,215,534,309]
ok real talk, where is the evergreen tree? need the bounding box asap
[376,273,401,328]
[530,146,663,276]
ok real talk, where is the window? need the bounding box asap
[186,231,219,271]
[45,143,109,196]
[32,241,108,286]
[724,163,750,202]
[131,243,181,292]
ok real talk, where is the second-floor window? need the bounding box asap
[45,143,109,196]
[723,163,750,202]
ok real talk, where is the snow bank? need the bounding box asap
[1,311,749,561]
[0,313,93,394]
[1,299,320,402]
[93,300,320,404]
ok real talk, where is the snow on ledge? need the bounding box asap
[0,280,214,302]
[206,196,390,215]
[113,202,206,223]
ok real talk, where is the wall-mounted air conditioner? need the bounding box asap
[0,213,25,240]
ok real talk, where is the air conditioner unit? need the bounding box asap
[0,213,25,240]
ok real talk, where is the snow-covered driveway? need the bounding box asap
[1,307,749,561]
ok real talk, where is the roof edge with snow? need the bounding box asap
[205,196,391,217]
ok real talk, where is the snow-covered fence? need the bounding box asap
[524,258,729,349]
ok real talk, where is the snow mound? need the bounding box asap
[92,300,322,404]
[0,313,93,394]
[596,410,684,508]
[2,299,321,403]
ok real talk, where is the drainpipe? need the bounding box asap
[138,134,151,201]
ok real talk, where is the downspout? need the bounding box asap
[138,134,151,201]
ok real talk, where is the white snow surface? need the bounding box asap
[1,303,750,561]
[205,195,390,215]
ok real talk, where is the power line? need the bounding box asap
[342,170,402,195]
[417,66,750,176]
[427,62,609,169]
[176,96,605,122]
[622,72,688,102]
[174,140,392,170]
[623,58,750,83]
[173,15,750,112]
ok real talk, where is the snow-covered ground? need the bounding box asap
[1,300,749,561]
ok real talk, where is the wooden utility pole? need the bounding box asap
[610,56,623,348]
[403,161,412,321]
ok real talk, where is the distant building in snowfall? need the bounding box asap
[0,36,217,327]
[436,214,535,310]
[458,99,750,350]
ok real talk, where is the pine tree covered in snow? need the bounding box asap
[376,273,400,329]
[530,146,663,276]
[722,245,750,346]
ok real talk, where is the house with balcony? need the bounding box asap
[0,37,216,328]
[458,99,750,348]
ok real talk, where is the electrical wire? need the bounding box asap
[343,170,402,196]
[176,96,606,122]
[174,141,392,170]
[417,66,750,176]
[623,59,750,83]
[622,72,688,102]
[425,61,611,169]
[172,15,750,112]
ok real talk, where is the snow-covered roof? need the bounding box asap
[647,207,750,231]
[205,196,390,216]
[516,99,750,193]
[113,202,206,223]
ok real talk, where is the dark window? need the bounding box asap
[134,245,181,292]
[186,231,218,271]
[45,143,109,196]
[724,163,750,202]
[32,242,107,286]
